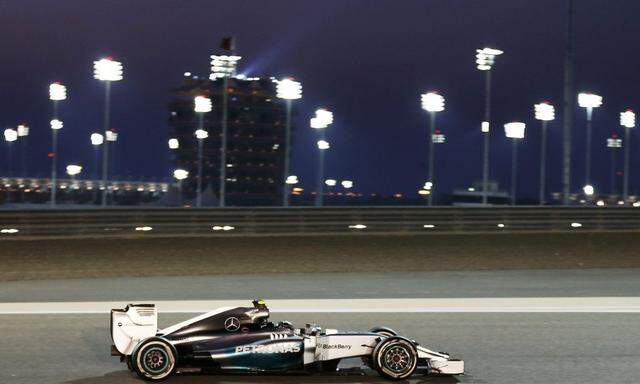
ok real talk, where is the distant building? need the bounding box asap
[168,73,290,206]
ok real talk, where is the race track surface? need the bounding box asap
[1,268,640,302]
[1,313,638,384]
[2,268,639,383]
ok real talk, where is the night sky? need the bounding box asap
[1,0,640,198]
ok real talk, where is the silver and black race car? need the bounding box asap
[111,300,464,381]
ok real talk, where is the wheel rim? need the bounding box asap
[382,345,412,373]
[142,347,170,374]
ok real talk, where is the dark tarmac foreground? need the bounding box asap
[1,313,638,384]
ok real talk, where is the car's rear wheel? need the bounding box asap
[372,337,418,380]
[131,337,177,381]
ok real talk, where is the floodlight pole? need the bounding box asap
[562,0,576,205]
[539,121,548,205]
[219,76,229,207]
[584,107,593,186]
[482,70,492,205]
[51,100,59,206]
[315,130,326,207]
[101,81,111,207]
[428,111,436,206]
[610,145,617,195]
[623,126,631,201]
[283,99,293,207]
[511,139,518,206]
[196,114,206,208]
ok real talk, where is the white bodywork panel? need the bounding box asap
[312,334,378,362]
[111,305,158,355]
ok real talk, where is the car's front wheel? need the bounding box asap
[131,337,177,381]
[372,336,418,380]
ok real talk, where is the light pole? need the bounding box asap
[285,175,299,204]
[49,82,66,206]
[173,168,189,207]
[476,47,503,205]
[194,96,212,208]
[3,128,17,204]
[94,57,123,206]
[4,128,17,176]
[620,110,635,202]
[504,122,526,206]
[66,164,82,181]
[578,92,602,195]
[421,92,445,206]
[607,133,622,195]
[210,54,240,207]
[276,78,302,206]
[90,133,104,180]
[311,108,334,206]
[66,164,82,203]
[534,102,555,205]
[90,133,104,203]
[17,124,29,177]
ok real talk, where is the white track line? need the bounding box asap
[1,298,640,314]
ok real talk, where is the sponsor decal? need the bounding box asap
[236,343,301,354]
[318,343,352,350]
[224,317,240,332]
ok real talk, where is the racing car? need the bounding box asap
[111,299,464,381]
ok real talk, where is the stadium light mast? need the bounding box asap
[620,110,635,202]
[476,47,503,205]
[17,124,29,177]
[276,78,302,207]
[311,108,334,206]
[94,57,123,206]
[504,122,526,206]
[421,92,445,206]
[534,102,555,205]
[606,133,622,195]
[578,92,602,196]
[48,82,66,206]
[4,128,17,178]
[210,43,240,207]
[173,168,189,207]
[194,96,212,208]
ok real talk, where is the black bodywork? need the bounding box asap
[158,300,304,372]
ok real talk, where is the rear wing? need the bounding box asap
[111,304,158,356]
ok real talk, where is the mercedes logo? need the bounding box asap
[224,317,240,332]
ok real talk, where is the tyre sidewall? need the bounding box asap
[131,337,177,381]
[372,336,418,380]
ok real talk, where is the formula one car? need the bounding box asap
[111,300,463,381]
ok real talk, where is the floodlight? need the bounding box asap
[195,129,208,140]
[93,58,123,81]
[421,92,445,112]
[49,83,67,101]
[504,122,526,139]
[194,96,212,113]
[276,78,302,100]
[534,102,555,121]
[90,133,104,146]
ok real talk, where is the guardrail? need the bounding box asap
[0,206,639,239]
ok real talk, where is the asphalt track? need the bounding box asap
[2,268,640,302]
[1,269,639,383]
[1,313,638,384]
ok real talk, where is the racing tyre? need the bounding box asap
[369,326,397,338]
[372,336,418,380]
[131,337,177,381]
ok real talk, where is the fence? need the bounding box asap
[0,206,638,239]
